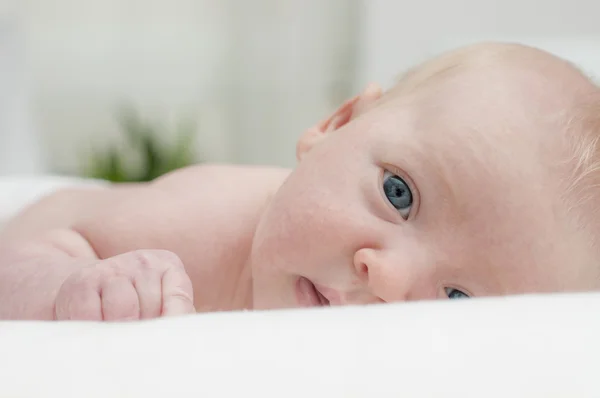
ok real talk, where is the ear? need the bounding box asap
[296,83,383,161]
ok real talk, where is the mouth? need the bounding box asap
[296,277,330,307]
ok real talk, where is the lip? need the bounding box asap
[312,283,341,305]
[296,277,330,307]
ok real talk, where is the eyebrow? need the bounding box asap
[421,121,507,225]
[403,137,467,224]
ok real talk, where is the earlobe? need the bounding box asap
[296,126,323,161]
[296,83,383,161]
[358,83,384,108]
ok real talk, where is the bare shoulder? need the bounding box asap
[79,163,290,311]
[151,163,290,197]
[2,163,290,311]
[5,163,289,242]
[73,163,291,253]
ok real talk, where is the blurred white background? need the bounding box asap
[2,0,600,178]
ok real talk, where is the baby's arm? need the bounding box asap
[0,164,288,319]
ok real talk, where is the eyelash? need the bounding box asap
[444,287,470,299]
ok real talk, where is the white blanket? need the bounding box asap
[0,293,598,397]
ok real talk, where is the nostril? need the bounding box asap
[356,262,369,281]
[353,248,389,303]
[354,248,380,286]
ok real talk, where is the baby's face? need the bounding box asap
[249,62,599,310]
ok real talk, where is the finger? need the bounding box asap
[161,267,195,316]
[132,270,162,319]
[100,276,140,321]
[55,279,102,321]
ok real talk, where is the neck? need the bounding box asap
[229,258,254,310]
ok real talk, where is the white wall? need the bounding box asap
[225,1,359,167]
[0,20,45,175]
[357,0,600,91]
[11,0,357,175]
[20,0,238,174]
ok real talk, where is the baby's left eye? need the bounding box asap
[444,287,469,299]
[383,171,413,219]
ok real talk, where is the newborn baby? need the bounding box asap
[2,42,600,320]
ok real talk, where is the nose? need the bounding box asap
[353,247,412,302]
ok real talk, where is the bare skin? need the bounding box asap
[1,42,600,321]
[0,165,289,318]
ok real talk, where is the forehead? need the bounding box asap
[362,84,588,294]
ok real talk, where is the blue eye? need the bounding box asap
[383,171,413,219]
[445,287,469,299]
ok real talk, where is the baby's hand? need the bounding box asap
[54,250,195,321]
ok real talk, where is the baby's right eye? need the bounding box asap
[444,287,469,299]
[383,171,413,219]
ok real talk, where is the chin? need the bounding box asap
[252,297,297,311]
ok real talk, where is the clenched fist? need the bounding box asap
[54,250,195,321]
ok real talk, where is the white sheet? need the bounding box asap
[0,293,598,397]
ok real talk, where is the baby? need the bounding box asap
[2,41,600,320]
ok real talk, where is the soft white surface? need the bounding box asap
[0,293,599,397]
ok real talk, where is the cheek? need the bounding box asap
[253,167,383,276]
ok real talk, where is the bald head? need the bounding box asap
[375,42,600,279]
[386,42,596,101]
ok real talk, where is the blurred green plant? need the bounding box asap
[82,107,198,182]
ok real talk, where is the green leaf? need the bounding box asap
[80,106,200,182]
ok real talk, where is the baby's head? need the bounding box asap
[250,42,600,310]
